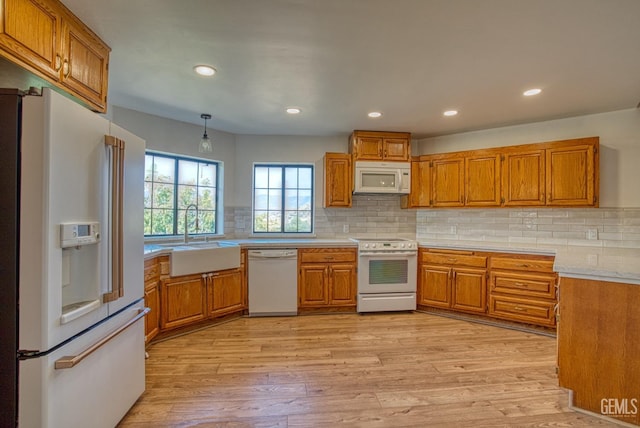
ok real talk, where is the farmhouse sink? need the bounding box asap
[166,241,241,276]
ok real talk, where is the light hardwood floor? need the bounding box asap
[119,313,617,427]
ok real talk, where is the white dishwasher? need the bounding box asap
[248,249,298,316]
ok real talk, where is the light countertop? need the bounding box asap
[418,239,640,285]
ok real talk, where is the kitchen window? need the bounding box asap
[253,164,314,233]
[144,152,219,236]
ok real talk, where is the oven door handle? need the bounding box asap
[359,251,417,257]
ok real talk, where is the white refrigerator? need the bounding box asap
[17,88,146,428]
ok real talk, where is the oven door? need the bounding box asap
[358,251,417,294]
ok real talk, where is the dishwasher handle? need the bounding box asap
[248,249,297,259]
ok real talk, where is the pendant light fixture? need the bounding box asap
[198,113,213,153]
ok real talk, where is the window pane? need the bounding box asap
[299,167,312,189]
[299,190,312,209]
[177,184,197,208]
[267,211,282,232]
[177,208,198,234]
[151,209,174,234]
[199,210,216,233]
[298,210,312,232]
[268,167,282,188]
[284,168,298,189]
[254,189,268,210]
[254,211,268,232]
[144,182,152,208]
[285,189,298,210]
[199,163,216,186]
[255,167,269,189]
[153,183,174,208]
[153,157,175,183]
[268,190,282,210]
[284,211,298,232]
[144,155,154,181]
[178,160,198,185]
[144,208,152,235]
[198,187,215,209]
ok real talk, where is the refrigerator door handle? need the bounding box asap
[54,307,149,369]
[103,136,126,302]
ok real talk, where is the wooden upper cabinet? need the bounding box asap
[323,152,351,208]
[0,0,62,79]
[60,16,109,111]
[501,149,546,206]
[465,153,501,207]
[431,157,464,207]
[406,156,431,208]
[350,130,411,162]
[0,0,110,112]
[546,138,598,206]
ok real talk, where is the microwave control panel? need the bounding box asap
[60,222,100,248]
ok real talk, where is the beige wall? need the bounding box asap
[111,106,237,207]
[418,108,640,208]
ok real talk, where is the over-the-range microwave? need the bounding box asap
[353,161,411,194]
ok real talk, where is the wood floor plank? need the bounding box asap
[118,312,619,427]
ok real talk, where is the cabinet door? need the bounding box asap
[383,138,410,161]
[144,281,160,342]
[546,143,597,206]
[60,17,110,111]
[408,157,431,207]
[355,136,383,160]
[208,270,244,316]
[451,268,487,314]
[0,0,61,79]
[432,157,464,207]
[328,263,357,305]
[501,150,545,206]
[161,275,206,330]
[418,265,451,308]
[465,154,500,206]
[299,264,329,307]
[323,153,352,208]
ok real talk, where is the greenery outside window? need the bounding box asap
[144,152,219,236]
[253,164,314,233]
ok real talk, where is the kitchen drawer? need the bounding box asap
[422,252,487,268]
[491,256,554,273]
[490,271,557,299]
[144,260,160,282]
[299,249,356,263]
[489,295,556,327]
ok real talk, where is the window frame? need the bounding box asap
[144,151,221,237]
[251,163,315,235]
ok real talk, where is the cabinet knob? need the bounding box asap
[63,59,71,78]
[55,54,62,72]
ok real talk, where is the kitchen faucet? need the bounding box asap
[184,204,198,243]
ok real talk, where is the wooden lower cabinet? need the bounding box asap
[161,274,207,330]
[419,249,558,330]
[143,256,168,342]
[558,277,640,425]
[418,249,487,315]
[489,255,557,327]
[206,269,244,316]
[298,248,357,309]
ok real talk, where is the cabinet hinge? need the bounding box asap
[594,196,597,204]
[500,155,505,161]
[594,147,598,155]
[500,197,505,204]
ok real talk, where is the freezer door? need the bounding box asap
[19,301,146,428]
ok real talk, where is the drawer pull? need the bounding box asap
[325,256,334,260]
[517,264,531,268]
[513,306,527,311]
[446,258,458,264]
[514,282,528,287]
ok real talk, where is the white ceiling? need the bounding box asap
[61,0,640,138]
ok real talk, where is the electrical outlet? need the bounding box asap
[587,228,598,240]
[343,224,349,233]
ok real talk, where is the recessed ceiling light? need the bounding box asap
[523,88,542,96]
[368,111,382,118]
[286,107,301,114]
[193,65,216,76]
[443,110,458,117]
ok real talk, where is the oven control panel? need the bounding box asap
[354,239,417,251]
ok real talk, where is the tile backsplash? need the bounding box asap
[416,207,640,248]
[226,194,417,239]
[225,202,640,249]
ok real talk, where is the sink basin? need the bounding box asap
[168,241,241,276]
